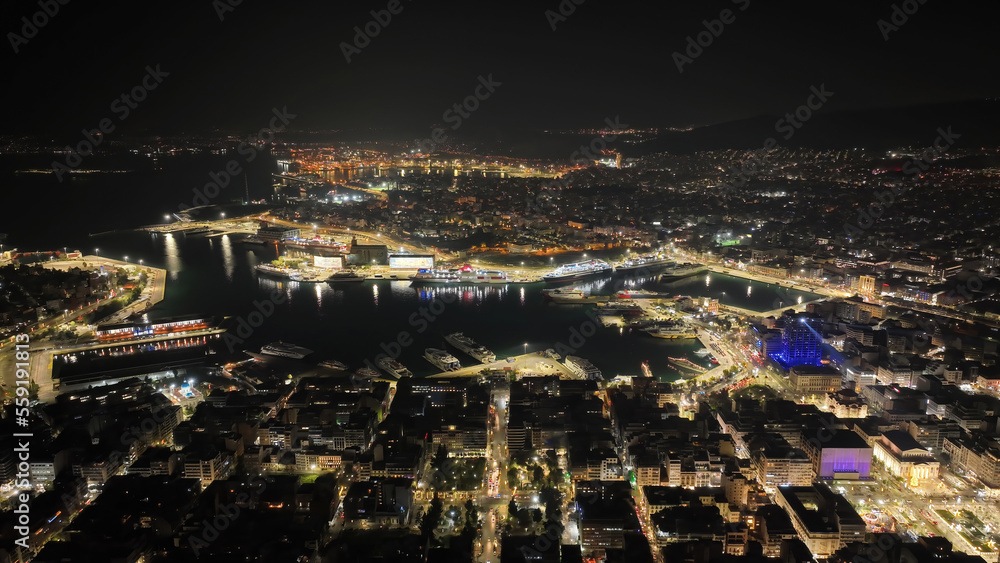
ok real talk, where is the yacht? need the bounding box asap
[319,360,348,371]
[541,288,608,303]
[424,348,462,371]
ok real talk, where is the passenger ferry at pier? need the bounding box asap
[614,254,674,273]
[542,260,613,283]
[424,348,462,371]
[411,265,510,284]
[376,357,414,378]
[564,356,602,380]
[658,263,706,281]
[260,341,314,359]
[409,269,460,284]
[444,332,496,363]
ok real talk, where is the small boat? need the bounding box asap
[319,360,348,371]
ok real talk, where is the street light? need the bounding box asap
[95,248,99,256]
[523,343,527,355]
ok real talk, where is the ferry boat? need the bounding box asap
[411,265,510,285]
[319,360,348,371]
[260,341,314,359]
[542,259,613,283]
[255,264,292,279]
[659,263,706,282]
[459,269,509,284]
[644,323,697,339]
[410,269,460,284]
[376,357,414,378]
[241,236,268,246]
[424,348,462,371]
[614,255,674,273]
[564,356,602,380]
[356,367,380,379]
[445,332,496,363]
[327,270,366,283]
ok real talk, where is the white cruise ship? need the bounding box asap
[260,342,313,359]
[444,332,496,363]
[376,357,414,378]
[644,323,697,339]
[424,348,462,371]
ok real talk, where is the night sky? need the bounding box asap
[3,0,999,138]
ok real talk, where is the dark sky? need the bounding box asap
[3,0,999,137]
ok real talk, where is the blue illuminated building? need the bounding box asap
[769,315,823,369]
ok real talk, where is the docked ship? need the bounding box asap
[327,270,366,283]
[644,323,697,339]
[260,342,313,359]
[540,288,610,303]
[444,332,496,363]
[459,269,509,284]
[658,263,706,282]
[376,357,414,378]
[411,265,510,285]
[241,236,268,246]
[255,264,292,279]
[564,356,602,380]
[542,259,613,283]
[319,360,348,371]
[356,367,381,379]
[289,271,327,283]
[424,348,462,371]
[614,254,675,273]
[594,301,645,317]
[409,269,460,284]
